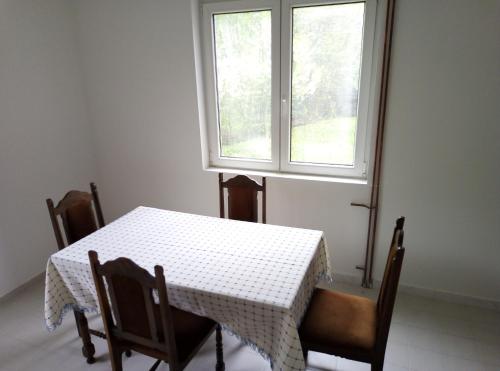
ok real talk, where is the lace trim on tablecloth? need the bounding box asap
[45,303,99,332]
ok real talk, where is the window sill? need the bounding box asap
[204,166,368,185]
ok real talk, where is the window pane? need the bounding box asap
[213,11,272,160]
[290,3,365,166]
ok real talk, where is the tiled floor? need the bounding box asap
[0,279,499,371]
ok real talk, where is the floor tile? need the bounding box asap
[383,363,409,371]
[408,346,447,371]
[438,334,480,360]
[477,343,500,366]
[385,342,410,368]
[336,358,370,371]
[440,355,485,371]
[306,351,337,371]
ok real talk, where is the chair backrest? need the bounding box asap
[88,251,179,366]
[46,182,105,250]
[389,217,405,250]
[377,216,405,306]
[375,218,405,355]
[218,173,266,223]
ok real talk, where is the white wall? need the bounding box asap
[0,0,97,297]
[73,0,499,302]
[374,0,500,301]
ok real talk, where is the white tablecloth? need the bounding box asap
[44,206,332,371]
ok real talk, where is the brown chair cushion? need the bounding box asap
[299,288,376,351]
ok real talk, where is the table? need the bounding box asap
[45,206,332,371]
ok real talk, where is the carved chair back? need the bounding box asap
[374,218,405,359]
[46,182,104,249]
[89,251,180,368]
[218,173,266,223]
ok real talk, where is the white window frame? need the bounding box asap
[202,0,281,172]
[201,0,379,180]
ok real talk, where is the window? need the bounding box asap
[201,0,378,180]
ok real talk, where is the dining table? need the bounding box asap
[44,206,332,371]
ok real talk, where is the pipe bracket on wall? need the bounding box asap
[350,202,376,210]
[351,202,375,285]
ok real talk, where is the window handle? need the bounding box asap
[281,98,287,119]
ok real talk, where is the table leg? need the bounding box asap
[73,310,96,364]
[215,324,225,371]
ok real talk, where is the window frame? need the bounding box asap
[202,0,281,172]
[201,0,379,180]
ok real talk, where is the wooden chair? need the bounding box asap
[218,173,266,223]
[89,251,224,371]
[45,182,106,363]
[299,217,406,371]
[46,182,105,250]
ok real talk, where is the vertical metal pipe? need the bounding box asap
[362,0,398,288]
[262,177,266,224]
[219,173,225,218]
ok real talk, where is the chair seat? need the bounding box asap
[125,307,216,363]
[172,307,216,361]
[299,288,377,351]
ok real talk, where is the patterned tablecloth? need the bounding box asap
[44,206,332,371]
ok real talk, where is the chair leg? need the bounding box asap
[110,348,123,371]
[73,310,96,364]
[371,358,384,371]
[149,359,162,371]
[215,324,225,371]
